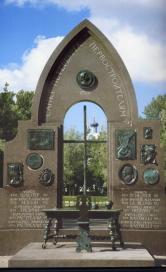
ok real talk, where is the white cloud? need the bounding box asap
[91,17,166,82]
[5,0,86,9]
[1,0,166,91]
[5,0,165,9]
[5,0,40,6]
[0,36,63,91]
[0,18,165,92]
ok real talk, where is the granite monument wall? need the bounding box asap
[0,19,165,255]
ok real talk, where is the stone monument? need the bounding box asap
[0,19,165,256]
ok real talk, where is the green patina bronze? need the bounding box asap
[27,129,54,150]
[76,195,92,252]
[39,168,54,186]
[143,168,159,185]
[42,207,124,251]
[144,127,153,139]
[76,226,92,252]
[76,70,96,90]
[116,129,136,160]
[8,163,23,187]
[119,164,138,185]
[141,144,157,165]
[26,153,43,170]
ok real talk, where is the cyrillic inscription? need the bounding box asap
[89,41,129,123]
[8,190,49,228]
[121,191,162,229]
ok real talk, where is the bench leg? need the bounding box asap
[108,217,116,250]
[108,217,125,250]
[118,228,125,249]
[42,218,52,249]
[53,219,59,245]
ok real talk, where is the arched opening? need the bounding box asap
[63,101,108,207]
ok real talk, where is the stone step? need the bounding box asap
[8,242,155,268]
[154,255,166,266]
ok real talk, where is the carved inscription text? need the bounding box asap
[8,190,49,228]
[89,41,129,123]
[121,191,162,229]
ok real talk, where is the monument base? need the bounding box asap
[8,242,154,267]
[1,228,166,255]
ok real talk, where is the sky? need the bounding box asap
[0,0,166,126]
[64,102,107,135]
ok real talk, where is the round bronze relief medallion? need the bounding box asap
[39,168,54,186]
[76,70,96,90]
[119,164,138,185]
[26,153,43,170]
[143,168,159,185]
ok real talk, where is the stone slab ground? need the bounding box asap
[0,256,12,267]
[8,242,155,268]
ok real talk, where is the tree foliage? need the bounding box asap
[63,128,107,196]
[143,95,166,119]
[0,83,34,141]
[143,94,166,172]
[15,90,34,120]
[143,94,166,147]
[0,83,17,140]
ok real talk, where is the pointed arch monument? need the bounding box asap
[32,19,138,125]
[1,20,165,255]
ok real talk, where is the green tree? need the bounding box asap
[0,83,17,140]
[143,95,166,119]
[64,129,84,195]
[63,128,107,196]
[86,130,107,194]
[143,94,166,147]
[15,90,34,120]
[0,84,34,141]
[143,94,166,173]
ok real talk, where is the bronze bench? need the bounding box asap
[42,207,124,251]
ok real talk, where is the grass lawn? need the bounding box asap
[63,195,109,208]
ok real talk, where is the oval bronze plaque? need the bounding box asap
[119,164,138,185]
[143,168,159,185]
[26,153,43,170]
[39,168,54,186]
